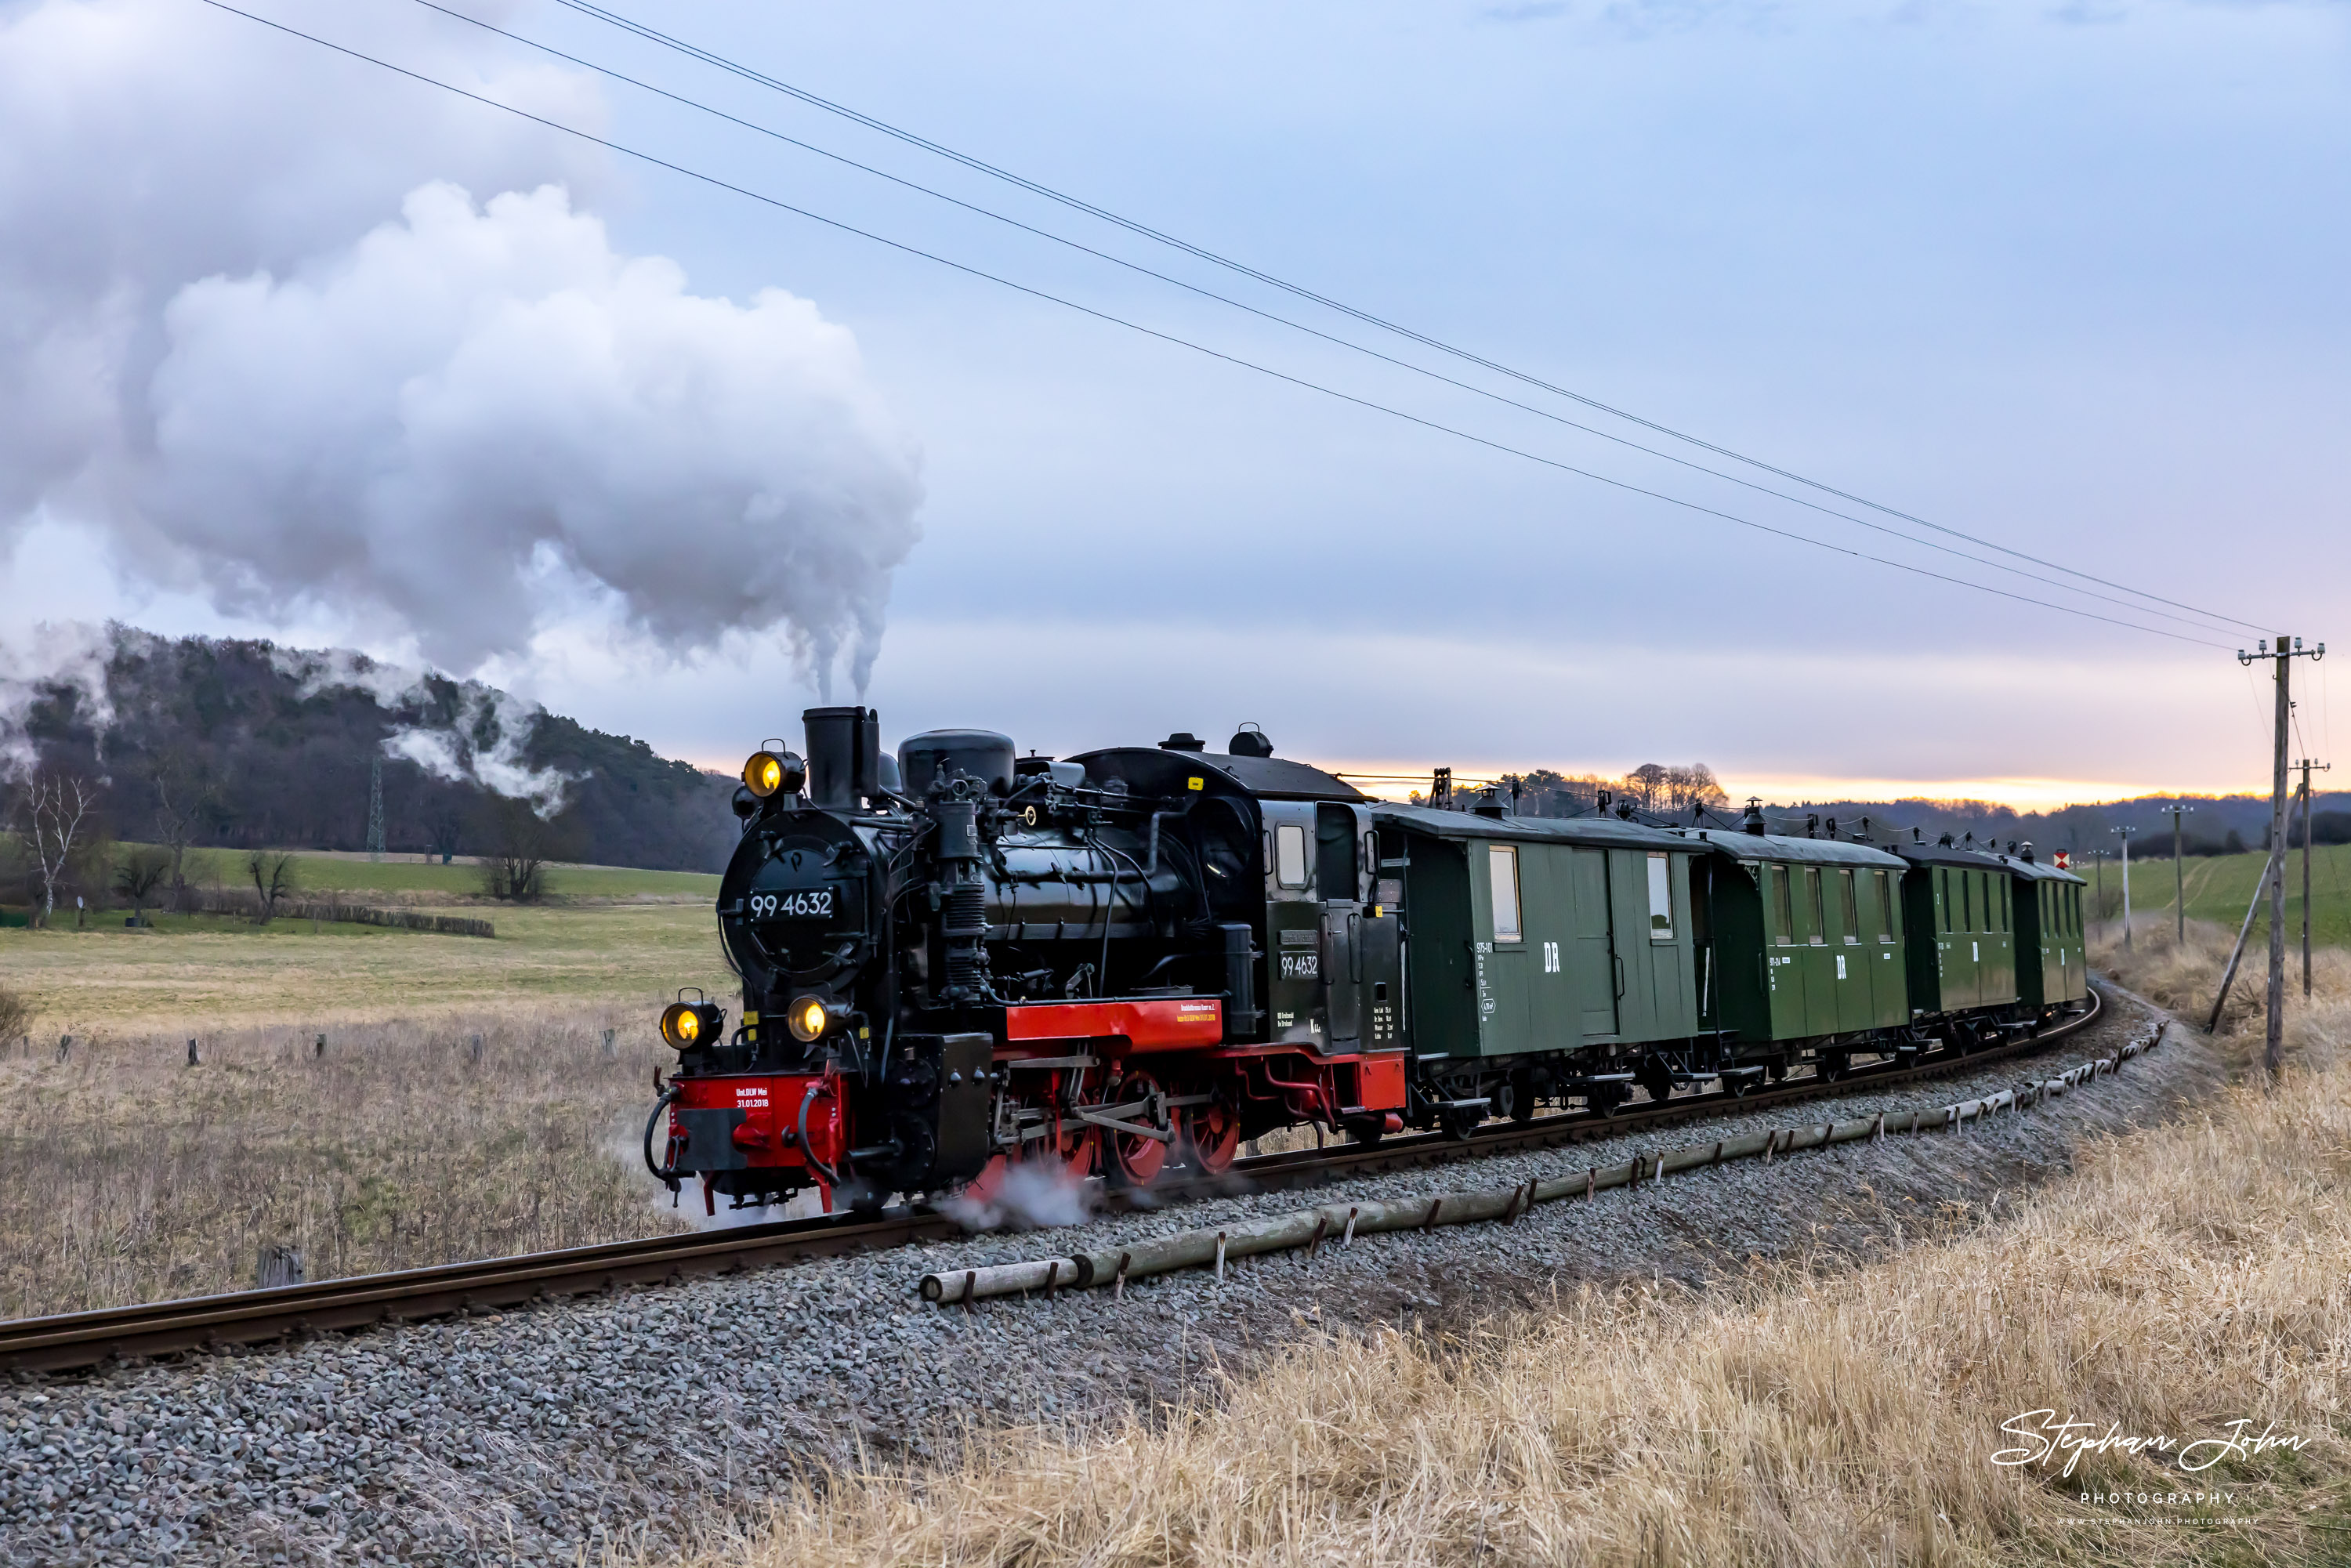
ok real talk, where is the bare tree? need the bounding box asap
[150,752,217,911]
[476,796,574,903]
[1665,764,1730,815]
[246,849,297,922]
[16,769,98,925]
[114,846,172,923]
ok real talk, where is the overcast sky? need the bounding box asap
[4,0,2344,806]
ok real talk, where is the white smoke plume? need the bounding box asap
[271,646,583,817]
[2,0,923,702]
[0,621,115,778]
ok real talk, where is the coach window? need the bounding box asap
[1488,845,1522,942]
[1805,867,1825,944]
[1839,870,1860,943]
[1878,871,1898,941]
[1275,823,1309,889]
[1962,872,1975,932]
[1646,852,1674,941]
[1769,865,1795,943]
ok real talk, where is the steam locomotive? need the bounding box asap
[646,707,2088,1214]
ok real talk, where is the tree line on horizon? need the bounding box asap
[1,630,737,920]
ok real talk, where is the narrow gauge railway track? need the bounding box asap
[2,990,2102,1375]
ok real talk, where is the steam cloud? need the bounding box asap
[271,646,582,817]
[0,621,114,777]
[2,0,924,717]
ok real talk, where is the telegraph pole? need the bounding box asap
[2238,634,2326,1084]
[367,754,386,864]
[2295,758,2330,999]
[2168,802,2193,945]
[2111,826,2137,949]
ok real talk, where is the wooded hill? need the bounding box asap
[9,630,737,873]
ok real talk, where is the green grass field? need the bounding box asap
[164,846,719,901]
[0,903,734,1034]
[2095,842,2351,951]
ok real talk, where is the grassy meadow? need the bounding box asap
[2094,840,2351,951]
[0,848,727,1034]
[0,853,733,1316]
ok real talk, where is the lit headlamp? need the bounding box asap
[659,998,726,1050]
[786,994,835,1044]
[742,750,805,799]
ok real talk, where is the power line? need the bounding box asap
[543,0,2269,638]
[195,0,2230,650]
[407,0,2242,639]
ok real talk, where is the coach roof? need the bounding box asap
[1370,802,1707,852]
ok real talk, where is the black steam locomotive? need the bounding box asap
[647,706,2087,1214]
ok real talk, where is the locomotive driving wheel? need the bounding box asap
[1179,1091,1242,1175]
[1103,1068,1170,1187]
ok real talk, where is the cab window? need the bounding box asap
[1274,823,1309,889]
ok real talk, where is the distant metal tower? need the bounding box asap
[366,754,385,862]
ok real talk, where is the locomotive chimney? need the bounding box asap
[1742,797,1767,836]
[804,706,882,809]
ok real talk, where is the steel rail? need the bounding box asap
[1,989,2102,1374]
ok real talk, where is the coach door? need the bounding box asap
[1317,803,1363,1046]
[1568,848,1620,1039]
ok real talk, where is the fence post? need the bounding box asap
[314,1033,326,1059]
[255,1244,304,1290]
[602,1028,617,1060]
[187,1037,200,1067]
[470,1034,484,1064]
[56,1034,71,1063]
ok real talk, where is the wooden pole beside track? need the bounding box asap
[2208,851,2277,1037]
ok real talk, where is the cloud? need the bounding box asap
[0,0,925,701]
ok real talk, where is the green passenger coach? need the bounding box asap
[1370,802,1707,1123]
[1693,833,1911,1052]
[1896,839,2020,1019]
[2006,850,2088,1009]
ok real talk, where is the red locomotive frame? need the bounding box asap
[665,994,1408,1212]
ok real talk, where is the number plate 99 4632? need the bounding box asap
[748,889,835,919]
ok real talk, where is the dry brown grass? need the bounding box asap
[679,965,2351,1566]
[0,1011,690,1318]
[2093,918,2351,1077]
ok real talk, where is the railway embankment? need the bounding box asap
[0,981,2238,1565]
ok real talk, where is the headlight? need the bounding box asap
[660,1000,724,1049]
[742,749,805,799]
[787,994,832,1044]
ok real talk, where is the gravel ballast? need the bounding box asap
[0,986,2222,1565]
